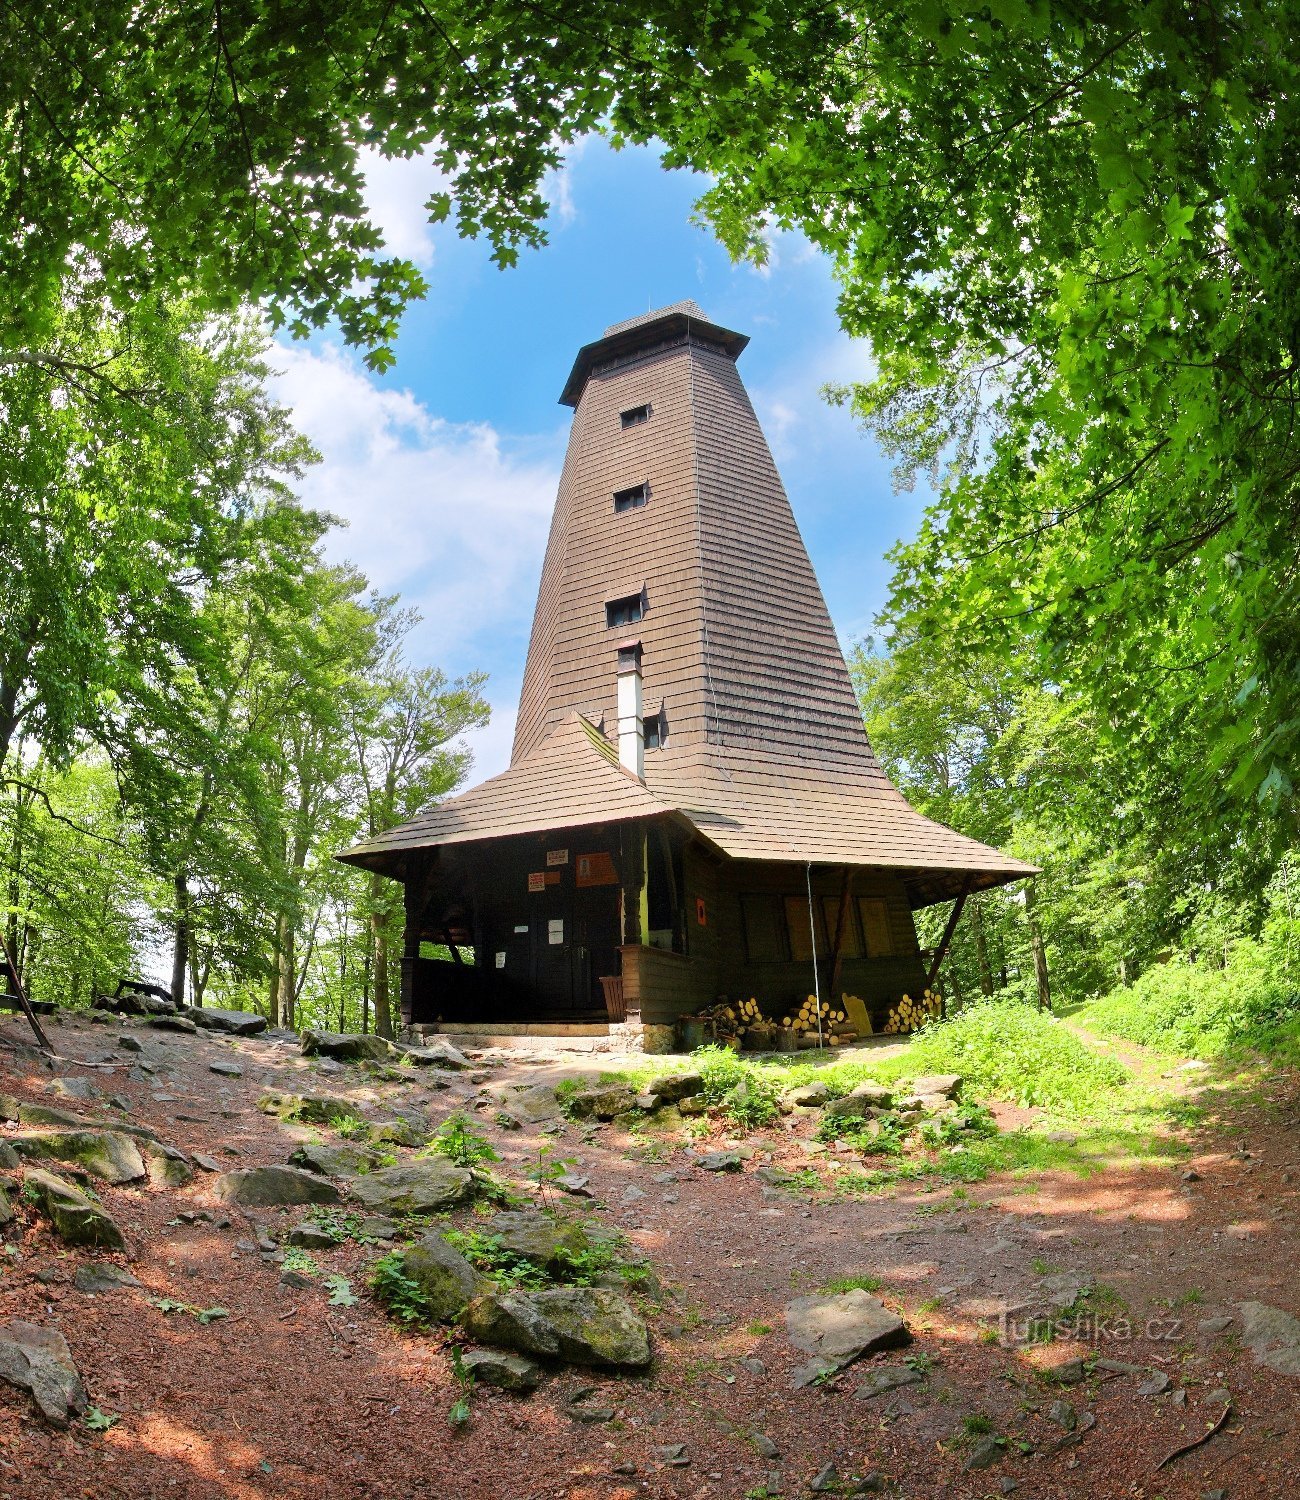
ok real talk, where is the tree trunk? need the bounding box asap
[274,911,295,1030]
[1023,884,1051,1011]
[971,899,995,995]
[170,872,190,1008]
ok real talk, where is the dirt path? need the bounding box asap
[0,1011,1297,1500]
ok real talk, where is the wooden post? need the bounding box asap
[926,878,972,995]
[827,868,855,1001]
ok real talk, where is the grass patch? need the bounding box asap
[820,1274,883,1295]
[1082,944,1300,1063]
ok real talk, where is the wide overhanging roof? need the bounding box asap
[339,715,1037,907]
[559,301,750,408]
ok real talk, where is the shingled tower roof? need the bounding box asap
[342,304,1034,905]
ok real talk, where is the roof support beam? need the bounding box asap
[826,867,856,1002]
[925,876,973,1003]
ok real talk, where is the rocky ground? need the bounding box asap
[0,1007,1297,1500]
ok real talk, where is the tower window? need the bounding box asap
[643,712,664,750]
[620,404,651,429]
[613,483,648,513]
[606,593,644,628]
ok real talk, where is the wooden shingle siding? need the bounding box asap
[342,303,1035,912]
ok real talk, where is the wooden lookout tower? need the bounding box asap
[339,302,1034,1047]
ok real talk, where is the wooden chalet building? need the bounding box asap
[340,303,1034,1048]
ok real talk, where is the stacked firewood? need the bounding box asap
[879,989,942,1035]
[779,995,858,1047]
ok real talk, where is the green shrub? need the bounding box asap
[1083,943,1300,1061]
[692,1045,783,1128]
[368,1250,438,1327]
[880,998,1127,1113]
[424,1113,500,1170]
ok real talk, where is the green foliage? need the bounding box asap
[919,1104,998,1149]
[889,999,1128,1114]
[150,1297,228,1325]
[305,1210,376,1245]
[368,1251,437,1329]
[281,1248,319,1276]
[820,1274,882,1295]
[1084,941,1300,1063]
[84,1407,121,1432]
[442,1230,549,1292]
[692,1045,783,1128]
[323,1274,359,1308]
[426,1113,500,1171]
[448,1347,475,1429]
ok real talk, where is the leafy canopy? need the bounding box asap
[2,0,835,368]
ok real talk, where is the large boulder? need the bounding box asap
[401,1236,491,1321]
[567,1085,637,1121]
[186,1006,267,1036]
[483,1210,589,1272]
[289,1141,379,1178]
[464,1286,651,1369]
[0,1320,88,1428]
[214,1165,341,1207]
[258,1092,359,1126]
[785,1289,911,1387]
[23,1170,127,1250]
[300,1030,393,1062]
[347,1160,473,1215]
[14,1130,146,1185]
[647,1070,705,1103]
[394,1040,470,1070]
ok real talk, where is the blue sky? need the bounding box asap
[271,139,935,785]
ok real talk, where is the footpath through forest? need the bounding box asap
[0,1005,1296,1500]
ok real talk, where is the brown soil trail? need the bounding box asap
[0,1011,1296,1500]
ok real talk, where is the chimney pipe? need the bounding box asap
[616,643,644,780]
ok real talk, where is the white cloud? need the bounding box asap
[357,147,450,269]
[271,342,560,679]
[459,698,519,788]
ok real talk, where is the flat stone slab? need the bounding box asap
[214,1165,341,1207]
[186,1007,267,1036]
[1237,1301,1300,1377]
[0,1320,88,1427]
[855,1363,924,1398]
[461,1348,544,1391]
[346,1160,473,1215]
[499,1083,564,1124]
[395,1040,470,1070]
[73,1263,142,1295]
[786,1289,911,1387]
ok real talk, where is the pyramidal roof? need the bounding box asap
[342,304,1034,904]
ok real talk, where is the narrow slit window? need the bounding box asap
[643,712,663,750]
[620,403,651,429]
[606,593,644,628]
[613,483,648,513]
